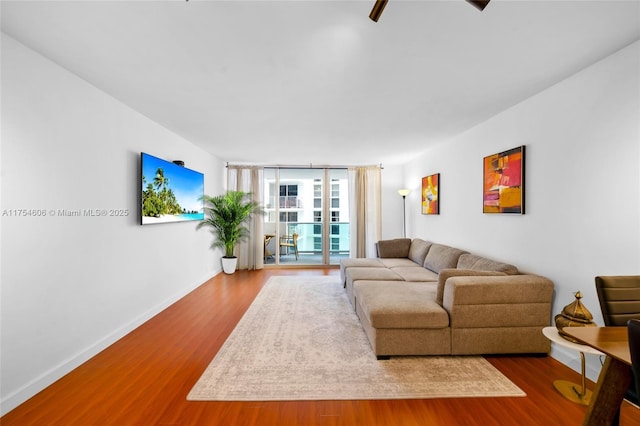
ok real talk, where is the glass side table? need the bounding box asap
[542,326,603,405]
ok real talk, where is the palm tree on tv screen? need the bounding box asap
[143,168,184,218]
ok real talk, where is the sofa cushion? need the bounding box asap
[379,258,422,268]
[392,266,439,282]
[341,258,384,268]
[376,238,411,258]
[423,244,468,273]
[346,267,403,286]
[408,239,433,266]
[457,254,519,275]
[436,269,507,305]
[339,258,385,286]
[354,281,447,329]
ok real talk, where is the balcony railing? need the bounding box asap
[277,222,350,254]
[279,196,301,208]
[263,221,350,265]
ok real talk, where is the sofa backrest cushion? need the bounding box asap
[408,239,433,266]
[436,269,507,305]
[423,244,468,273]
[376,238,411,258]
[457,254,519,275]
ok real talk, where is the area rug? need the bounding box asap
[187,276,525,401]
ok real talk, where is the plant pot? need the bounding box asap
[221,256,238,274]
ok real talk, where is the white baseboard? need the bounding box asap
[0,270,219,416]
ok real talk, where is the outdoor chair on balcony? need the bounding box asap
[264,234,275,261]
[280,233,299,260]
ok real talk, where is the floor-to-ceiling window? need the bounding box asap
[263,168,349,266]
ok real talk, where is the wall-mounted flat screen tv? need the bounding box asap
[141,152,204,225]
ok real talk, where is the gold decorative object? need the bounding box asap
[554,291,597,343]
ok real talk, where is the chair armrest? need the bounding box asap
[442,275,554,328]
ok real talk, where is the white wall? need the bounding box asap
[0,35,225,414]
[380,164,405,240]
[400,41,640,380]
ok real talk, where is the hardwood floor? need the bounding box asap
[2,269,639,425]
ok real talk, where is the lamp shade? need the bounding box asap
[398,189,410,197]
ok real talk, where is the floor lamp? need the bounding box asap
[398,189,410,238]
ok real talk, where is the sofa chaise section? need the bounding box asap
[341,237,554,358]
[354,281,449,357]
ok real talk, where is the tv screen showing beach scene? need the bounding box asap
[141,152,204,225]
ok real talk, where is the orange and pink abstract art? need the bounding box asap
[422,173,439,215]
[483,146,525,214]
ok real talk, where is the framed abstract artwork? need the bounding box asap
[421,173,439,215]
[483,146,525,214]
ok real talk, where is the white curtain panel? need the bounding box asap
[227,166,265,270]
[348,166,382,258]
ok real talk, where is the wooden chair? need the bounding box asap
[264,234,275,261]
[596,276,640,326]
[280,233,299,260]
[629,319,640,406]
[595,276,640,425]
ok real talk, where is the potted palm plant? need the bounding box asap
[198,191,263,274]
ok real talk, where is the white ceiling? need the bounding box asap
[2,0,639,166]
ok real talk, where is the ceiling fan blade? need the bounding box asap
[466,0,490,11]
[369,0,389,22]
[370,0,488,23]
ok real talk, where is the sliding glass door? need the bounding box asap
[263,168,349,266]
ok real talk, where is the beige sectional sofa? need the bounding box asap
[340,238,554,359]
